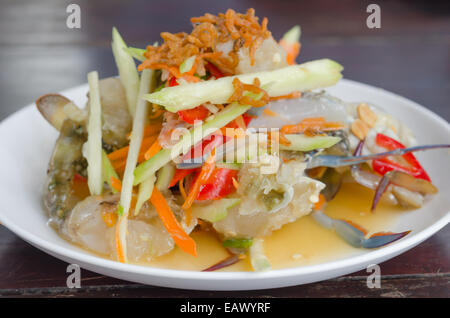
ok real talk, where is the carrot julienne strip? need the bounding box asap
[150,187,197,256]
[115,216,126,263]
[110,176,123,192]
[170,168,196,188]
[269,91,302,101]
[262,108,279,117]
[101,210,118,227]
[281,117,345,134]
[232,177,239,189]
[279,39,301,65]
[111,135,159,173]
[179,178,193,226]
[313,193,326,211]
[179,178,188,200]
[182,149,216,210]
[144,140,162,160]
[108,135,158,161]
[268,130,291,146]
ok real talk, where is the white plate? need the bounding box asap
[0,79,448,291]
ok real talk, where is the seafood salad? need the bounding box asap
[36,9,445,271]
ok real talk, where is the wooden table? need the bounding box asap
[0,0,448,298]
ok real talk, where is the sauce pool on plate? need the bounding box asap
[139,181,405,271]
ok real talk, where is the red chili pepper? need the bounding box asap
[181,133,226,163]
[167,76,178,87]
[205,62,226,79]
[167,75,210,124]
[169,168,197,188]
[376,134,422,168]
[193,168,238,201]
[373,133,431,181]
[225,113,255,129]
[73,173,87,183]
[177,106,210,124]
[373,158,417,176]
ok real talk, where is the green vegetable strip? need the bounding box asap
[112,27,140,118]
[117,69,155,262]
[84,71,103,196]
[155,163,176,191]
[102,150,119,193]
[249,238,272,272]
[223,238,253,249]
[191,198,241,223]
[281,25,301,44]
[216,162,242,170]
[125,47,146,62]
[134,174,156,216]
[133,102,251,185]
[279,135,341,152]
[179,55,196,74]
[144,59,343,112]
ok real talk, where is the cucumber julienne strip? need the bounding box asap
[112,27,140,118]
[102,150,119,193]
[281,25,301,44]
[144,59,343,112]
[279,135,341,152]
[249,238,272,272]
[125,47,146,62]
[179,55,196,74]
[133,102,250,185]
[126,43,157,62]
[134,174,156,216]
[117,69,155,263]
[84,71,103,196]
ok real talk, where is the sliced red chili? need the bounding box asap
[177,106,210,124]
[168,75,210,124]
[205,62,226,79]
[373,158,416,176]
[374,133,431,181]
[193,168,238,201]
[73,173,87,183]
[181,133,226,163]
[167,76,178,87]
[169,168,197,188]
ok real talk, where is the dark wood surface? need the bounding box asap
[0,0,448,298]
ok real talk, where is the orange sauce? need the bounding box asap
[137,181,405,271]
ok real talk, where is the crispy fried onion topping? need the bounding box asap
[138,8,271,76]
[227,77,269,108]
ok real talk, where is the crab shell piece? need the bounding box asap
[36,94,72,131]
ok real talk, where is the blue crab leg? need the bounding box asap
[307,144,450,169]
[178,143,450,169]
[311,210,410,249]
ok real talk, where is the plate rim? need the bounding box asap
[0,78,449,288]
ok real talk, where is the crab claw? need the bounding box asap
[312,210,410,249]
[362,231,411,248]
